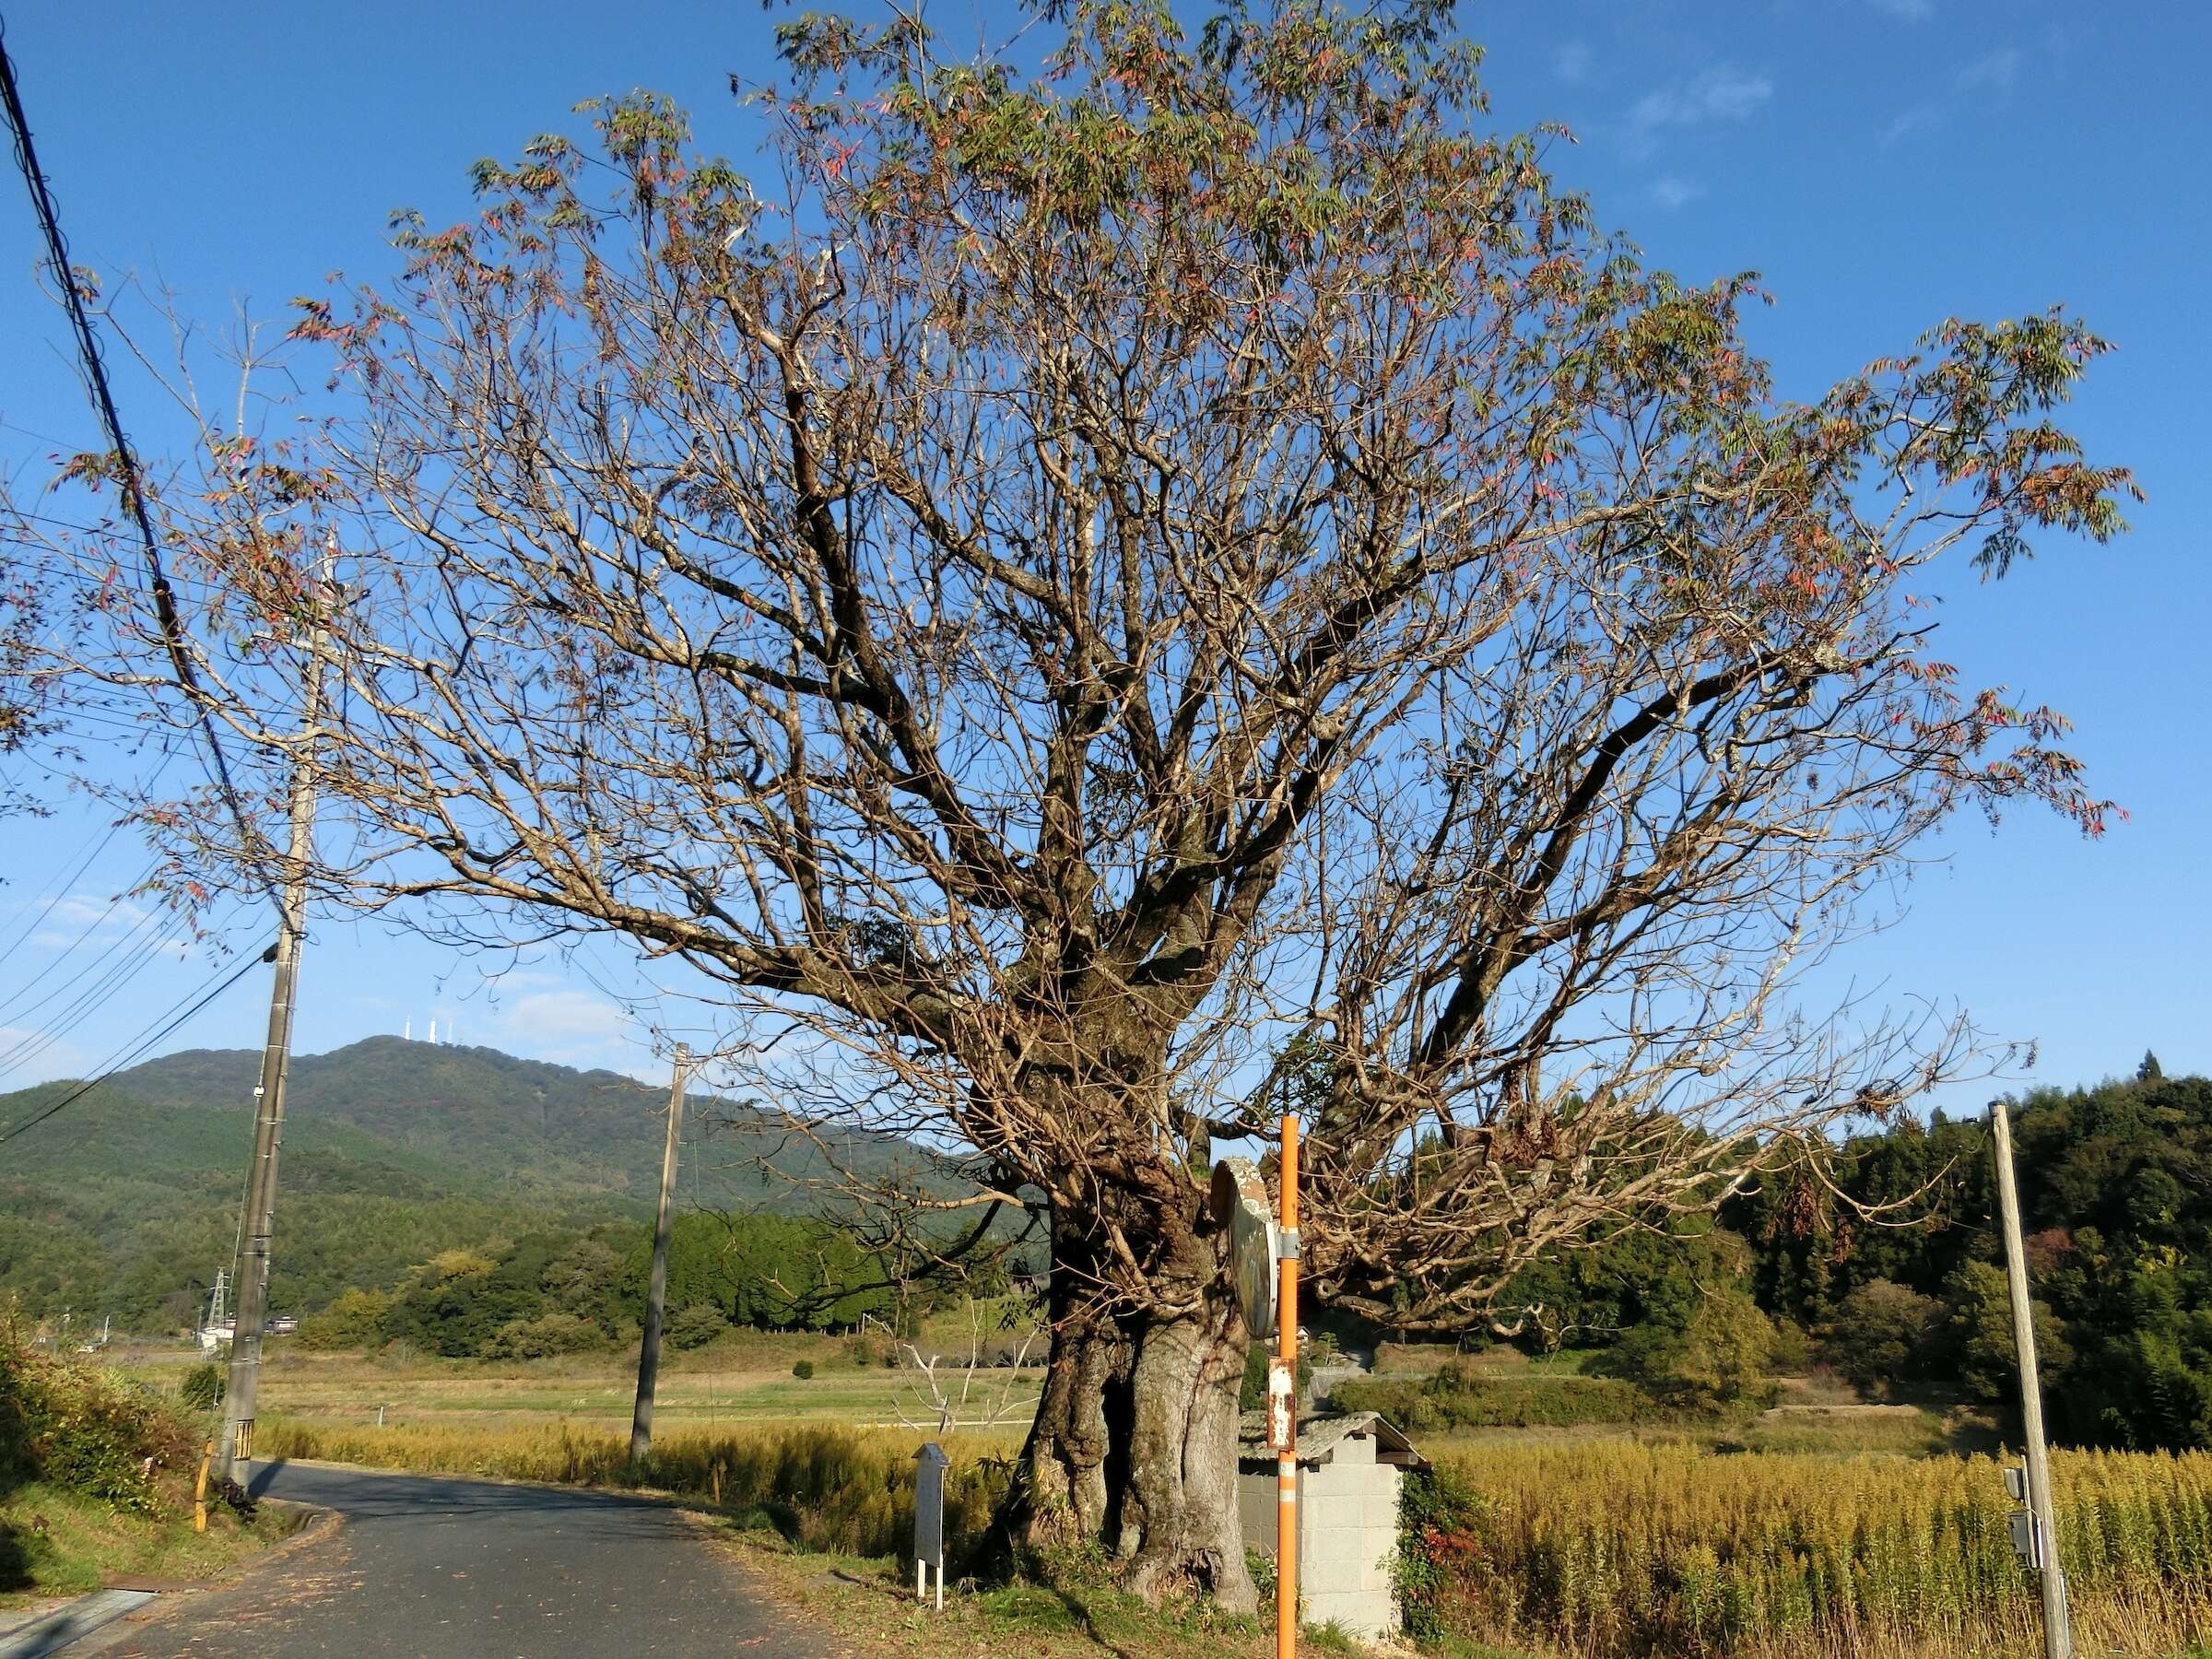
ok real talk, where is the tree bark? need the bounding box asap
[1004,1206,1257,1613]
[1018,1214,1129,1551]
[1119,1297,1253,1609]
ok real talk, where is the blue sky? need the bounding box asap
[0,0,2205,1104]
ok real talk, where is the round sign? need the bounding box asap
[1210,1157,1277,1341]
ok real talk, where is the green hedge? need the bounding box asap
[1332,1364,1652,1430]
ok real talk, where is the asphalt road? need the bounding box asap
[105,1461,823,1659]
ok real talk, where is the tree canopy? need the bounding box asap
[6,0,2135,1605]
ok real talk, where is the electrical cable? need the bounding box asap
[0,924,254,1120]
[0,904,170,1038]
[0,18,283,926]
[0,938,271,1147]
[0,822,129,971]
[0,901,219,1084]
[0,853,166,1012]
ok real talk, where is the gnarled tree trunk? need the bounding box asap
[1006,1202,1257,1613]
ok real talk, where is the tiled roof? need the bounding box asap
[1236,1410,1429,1471]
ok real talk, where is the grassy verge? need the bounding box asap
[0,1327,300,1605]
[702,1518,1540,1659]
[0,1480,295,1602]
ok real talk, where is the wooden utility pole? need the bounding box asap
[215,563,329,1482]
[630,1043,688,1466]
[1277,1113,1300,1659]
[1990,1098,2071,1659]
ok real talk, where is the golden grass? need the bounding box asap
[242,1371,2212,1659]
[256,1416,1024,1559]
[119,1337,1044,1433]
[1422,1440,2212,1657]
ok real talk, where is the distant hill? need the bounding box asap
[105,1035,936,1206]
[0,1036,954,1329]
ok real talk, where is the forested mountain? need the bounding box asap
[0,1036,948,1329]
[110,1036,937,1203]
[1468,1056,2212,1453]
[1729,1057,2212,1451]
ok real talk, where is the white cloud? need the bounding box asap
[19,892,153,951]
[1650,174,1707,209]
[1868,0,1934,20]
[1956,47,2022,90]
[1882,102,1941,146]
[0,1025,94,1085]
[503,988,627,1042]
[1881,46,2022,146]
[45,893,150,930]
[1625,66,1774,158]
[461,986,648,1073]
[1555,42,1594,85]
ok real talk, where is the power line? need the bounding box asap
[0,933,260,1131]
[0,901,221,1086]
[0,17,282,926]
[7,530,248,596]
[0,940,271,1147]
[0,821,131,971]
[0,901,170,1037]
[0,853,166,1010]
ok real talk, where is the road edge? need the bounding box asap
[64,1503,343,1655]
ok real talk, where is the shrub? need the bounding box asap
[1821,1279,1943,1397]
[178,1362,225,1411]
[1590,1292,1779,1414]
[479,1312,605,1360]
[0,1328,191,1515]
[665,1303,731,1351]
[297,1287,393,1352]
[792,1359,816,1380]
[1394,1462,1489,1645]
[1766,1316,1814,1375]
[1332,1361,1651,1430]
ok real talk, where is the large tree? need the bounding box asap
[12,0,2134,1605]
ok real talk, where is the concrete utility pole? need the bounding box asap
[630,1043,689,1466]
[216,559,331,1481]
[1990,1098,2071,1659]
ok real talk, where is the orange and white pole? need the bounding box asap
[1277,1113,1300,1659]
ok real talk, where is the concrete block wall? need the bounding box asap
[1299,1458,1400,1639]
[1235,1453,1403,1641]
[1236,1465,1292,1561]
